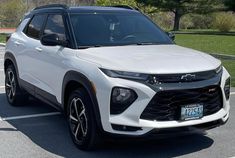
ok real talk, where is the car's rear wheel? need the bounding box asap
[67,88,100,150]
[5,64,28,105]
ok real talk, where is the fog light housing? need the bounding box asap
[224,77,230,100]
[111,124,142,132]
[110,87,137,114]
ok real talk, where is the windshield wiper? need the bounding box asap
[77,43,161,49]
[78,45,102,49]
[136,42,160,45]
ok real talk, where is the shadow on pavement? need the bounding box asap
[0,93,57,118]
[0,93,214,158]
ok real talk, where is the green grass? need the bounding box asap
[175,34,235,55]
[222,60,235,87]
[175,29,235,35]
[175,33,235,86]
[0,34,6,43]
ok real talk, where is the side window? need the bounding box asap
[43,14,66,41]
[25,14,46,39]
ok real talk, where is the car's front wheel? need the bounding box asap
[5,64,28,105]
[67,88,100,150]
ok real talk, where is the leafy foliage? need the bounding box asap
[180,14,214,29]
[0,0,26,27]
[136,0,223,13]
[96,0,137,7]
[95,0,157,14]
[213,12,235,32]
[135,0,223,30]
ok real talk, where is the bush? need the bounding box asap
[180,14,214,30]
[150,12,174,30]
[180,15,194,29]
[213,12,235,32]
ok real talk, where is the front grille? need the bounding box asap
[140,86,223,121]
[148,70,217,84]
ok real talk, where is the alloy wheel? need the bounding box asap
[5,70,16,102]
[69,97,88,142]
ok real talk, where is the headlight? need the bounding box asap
[215,65,222,74]
[100,68,149,81]
[110,87,137,115]
[224,77,231,100]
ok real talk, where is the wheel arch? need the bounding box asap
[4,52,21,84]
[62,71,103,131]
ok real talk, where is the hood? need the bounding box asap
[77,44,221,74]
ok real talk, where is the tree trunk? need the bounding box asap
[173,10,181,31]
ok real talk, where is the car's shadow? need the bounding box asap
[0,93,214,158]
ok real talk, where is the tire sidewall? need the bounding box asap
[67,89,98,150]
[5,65,18,104]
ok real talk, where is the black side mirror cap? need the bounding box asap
[40,34,68,47]
[166,32,175,41]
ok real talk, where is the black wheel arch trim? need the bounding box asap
[62,71,103,132]
[4,52,22,88]
[4,52,18,74]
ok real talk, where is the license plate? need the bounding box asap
[181,104,203,121]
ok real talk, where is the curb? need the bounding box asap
[210,53,235,60]
[0,43,6,47]
[174,32,235,36]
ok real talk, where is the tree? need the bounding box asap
[96,0,137,7]
[224,0,235,11]
[136,0,223,31]
[0,0,26,27]
[96,0,157,19]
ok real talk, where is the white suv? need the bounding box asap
[4,4,231,150]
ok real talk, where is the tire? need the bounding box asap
[5,64,29,106]
[67,88,101,150]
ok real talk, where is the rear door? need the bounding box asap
[17,14,47,94]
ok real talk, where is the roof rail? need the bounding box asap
[34,4,68,10]
[111,5,140,11]
[112,5,134,10]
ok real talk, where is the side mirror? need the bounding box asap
[166,32,175,41]
[40,34,68,47]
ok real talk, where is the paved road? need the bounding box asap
[0,46,235,158]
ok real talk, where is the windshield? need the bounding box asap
[70,13,173,48]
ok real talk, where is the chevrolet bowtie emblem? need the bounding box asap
[208,88,217,92]
[181,74,196,81]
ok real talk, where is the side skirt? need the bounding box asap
[19,79,63,112]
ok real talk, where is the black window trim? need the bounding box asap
[41,13,72,48]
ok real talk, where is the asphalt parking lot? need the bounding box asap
[0,45,235,158]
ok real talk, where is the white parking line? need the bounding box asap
[231,92,235,95]
[0,112,61,121]
[0,86,5,89]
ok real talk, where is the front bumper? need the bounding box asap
[106,118,228,139]
[94,67,230,136]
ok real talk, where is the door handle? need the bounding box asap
[35,47,43,52]
[14,41,22,46]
